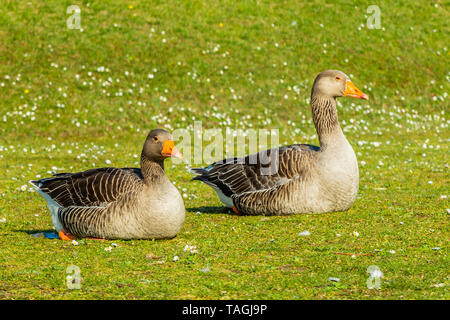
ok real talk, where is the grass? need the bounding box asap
[0,0,448,299]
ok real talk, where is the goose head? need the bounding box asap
[142,129,182,162]
[312,70,369,100]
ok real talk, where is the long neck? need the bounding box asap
[310,94,344,148]
[140,155,165,184]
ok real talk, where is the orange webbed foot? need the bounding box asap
[58,230,77,241]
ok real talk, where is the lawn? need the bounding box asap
[0,0,448,299]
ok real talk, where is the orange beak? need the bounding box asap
[344,80,369,100]
[161,140,182,158]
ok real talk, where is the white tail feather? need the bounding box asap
[29,180,63,232]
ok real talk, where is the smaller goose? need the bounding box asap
[30,129,185,240]
[191,70,368,215]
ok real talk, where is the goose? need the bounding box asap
[191,70,368,215]
[30,129,185,240]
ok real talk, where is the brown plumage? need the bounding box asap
[191,70,368,215]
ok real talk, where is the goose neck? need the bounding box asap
[140,155,165,184]
[310,94,344,148]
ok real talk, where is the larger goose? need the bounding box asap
[30,129,185,240]
[191,70,368,215]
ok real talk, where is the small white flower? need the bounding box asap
[389,250,396,254]
[329,277,340,282]
[353,231,360,237]
[184,245,197,254]
[298,231,310,236]
[105,246,112,252]
[72,240,79,246]
[173,255,179,261]
[20,185,27,191]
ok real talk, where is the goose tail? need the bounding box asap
[189,167,209,181]
[29,179,64,233]
[189,167,234,208]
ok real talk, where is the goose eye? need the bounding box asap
[153,136,159,142]
[335,76,341,81]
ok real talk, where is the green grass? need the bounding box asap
[0,0,448,299]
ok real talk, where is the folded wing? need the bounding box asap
[192,144,319,199]
[30,167,143,207]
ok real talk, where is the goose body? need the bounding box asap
[191,70,368,215]
[31,129,185,239]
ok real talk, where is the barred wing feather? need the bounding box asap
[30,167,143,207]
[192,144,318,198]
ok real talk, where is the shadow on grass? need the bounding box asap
[15,229,60,239]
[18,229,56,235]
[187,206,236,215]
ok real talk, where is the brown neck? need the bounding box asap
[140,155,165,184]
[310,94,342,147]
